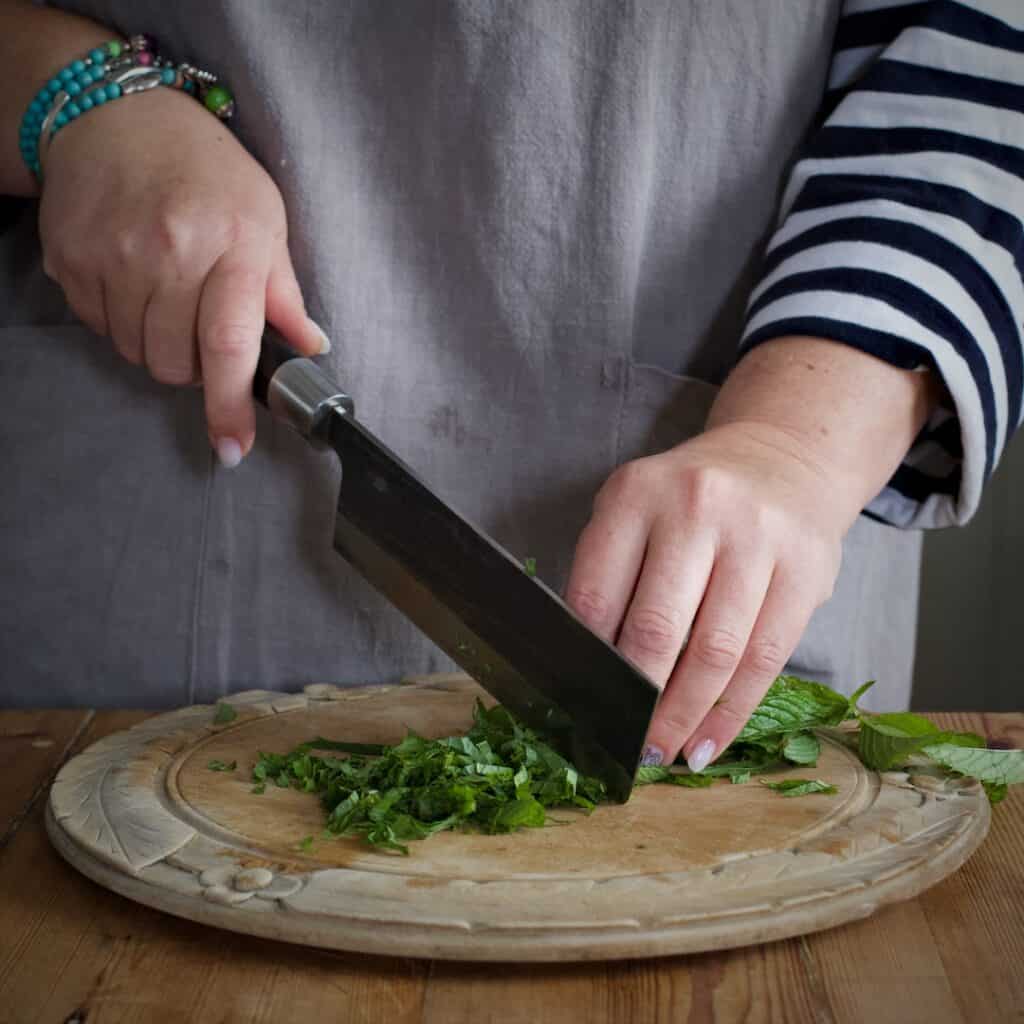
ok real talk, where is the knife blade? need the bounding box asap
[254,329,661,801]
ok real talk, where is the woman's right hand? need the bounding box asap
[37,83,327,467]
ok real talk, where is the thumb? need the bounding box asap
[264,244,331,357]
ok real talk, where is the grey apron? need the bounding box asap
[0,1,921,710]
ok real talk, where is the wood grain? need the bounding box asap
[0,709,91,850]
[422,941,831,1024]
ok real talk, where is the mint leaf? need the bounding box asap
[983,781,1008,804]
[761,778,837,797]
[298,835,314,852]
[728,770,752,785]
[635,765,672,785]
[206,759,237,772]
[213,701,237,725]
[665,772,715,788]
[524,557,537,577]
[782,732,820,765]
[636,765,715,787]
[857,712,982,771]
[921,744,1024,787]
[737,676,851,742]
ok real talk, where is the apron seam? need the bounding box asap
[612,357,631,465]
[186,451,216,704]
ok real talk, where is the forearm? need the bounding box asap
[707,336,941,526]
[0,0,114,196]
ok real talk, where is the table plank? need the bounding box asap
[800,713,1024,1024]
[422,942,833,1024]
[0,710,93,849]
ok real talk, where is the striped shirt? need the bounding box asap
[740,0,1023,529]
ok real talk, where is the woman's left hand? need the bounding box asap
[564,419,850,771]
[564,336,940,772]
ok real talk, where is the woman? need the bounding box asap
[1,0,1020,774]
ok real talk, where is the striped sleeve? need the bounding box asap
[739,0,1024,529]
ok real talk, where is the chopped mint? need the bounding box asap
[761,778,838,797]
[213,701,237,725]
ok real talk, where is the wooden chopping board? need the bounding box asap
[46,674,990,961]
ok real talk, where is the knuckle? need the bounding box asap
[595,458,655,511]
[690,627,744,672]
[742,636,787,678]
[153,205,197,258]
[148,360,194,387]
[709,697,751,731]
[565,585,614,628]
[682,465,729,517]
[111,227,139,265]
[622,605,682,658]
[750,501,784,538]
[203,320,256,359]
[658,714,700,740]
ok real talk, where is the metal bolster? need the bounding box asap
[266,358,355,448]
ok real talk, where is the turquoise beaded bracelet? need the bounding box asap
[19,34,234,179]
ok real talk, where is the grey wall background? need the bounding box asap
[912,437,1024,711]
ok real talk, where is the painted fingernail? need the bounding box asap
[215,437,243,469]
[310,319,332,355]
[686,738,716,774]
[640,745,664,767]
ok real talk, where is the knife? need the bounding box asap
[253,328,661,801]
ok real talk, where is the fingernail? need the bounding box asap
[310,319,331,355]
[215,437,243,469]
[640,745,664,767]
[686,738,716,774]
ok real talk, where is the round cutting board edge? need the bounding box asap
[44,674,993,962]
[44,796,989,962]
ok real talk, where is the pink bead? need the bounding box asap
[135,51,154,67]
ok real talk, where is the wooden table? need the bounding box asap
[1,709,1021,1024]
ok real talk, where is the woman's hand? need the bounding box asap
[565,337,939,771]
[37,85,326,466]
[566,420,846,771]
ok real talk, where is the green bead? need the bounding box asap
[107,40,122,58]
[203,84,234,116]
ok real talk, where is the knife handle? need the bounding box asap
[253,326,355,447]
